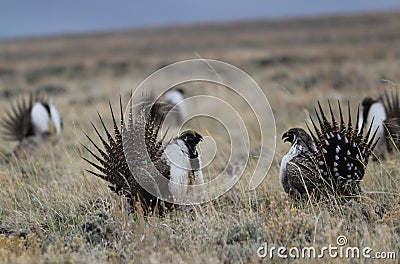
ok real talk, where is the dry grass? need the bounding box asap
[0,10,400,263]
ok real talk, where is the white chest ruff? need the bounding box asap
[280,144,302,183]
[360,102,387,155]
[164,138,204,202]
[31,102,51,134]
[31,102,62,136]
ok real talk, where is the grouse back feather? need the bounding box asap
[281,101,379,200]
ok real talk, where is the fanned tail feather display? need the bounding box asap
[82,98,173,215]
[307,101,379,196]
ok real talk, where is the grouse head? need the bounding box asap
[361,97,379,108]
[282,128,315,152]
[179,130,203,147]
[179,130,203,158]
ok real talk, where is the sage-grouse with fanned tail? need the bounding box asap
[82,98,204,216]
[280,101,379,200]
[360,89,400,155]
[0,93,62,158]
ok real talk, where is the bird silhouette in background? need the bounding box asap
[147,88,186,127]
[360,89,400,156]
[280,101,379,200]
[0,93,62,158]
[82,97,204,216]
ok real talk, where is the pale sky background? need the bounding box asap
[1,0,400,40]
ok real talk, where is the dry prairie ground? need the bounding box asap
[0,10,400,263]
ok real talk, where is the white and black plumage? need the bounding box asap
[82,98,203,216]
[164,130,205,202]
[0,94,62,157]
[280,101,379,200]
[360,90,400,155]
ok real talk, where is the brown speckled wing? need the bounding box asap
[282,154,320,199]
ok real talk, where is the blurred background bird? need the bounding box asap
[359,89,400,157]
[144,87,186,127]
[280,101,378,201]
[0,93,62,158]
[83,97,203,216]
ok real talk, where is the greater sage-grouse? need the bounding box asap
[360,89,400,156]
[82,98,204,215]
[280,101,379,200]
[0,93,62,157]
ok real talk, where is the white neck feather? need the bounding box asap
[280,143,302,182]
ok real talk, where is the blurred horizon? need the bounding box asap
[1,1,400,40]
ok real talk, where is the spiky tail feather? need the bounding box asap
[82,98,173,216]
[383,89,400,119]
[383,89,400,152]
[306,101,379,197]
